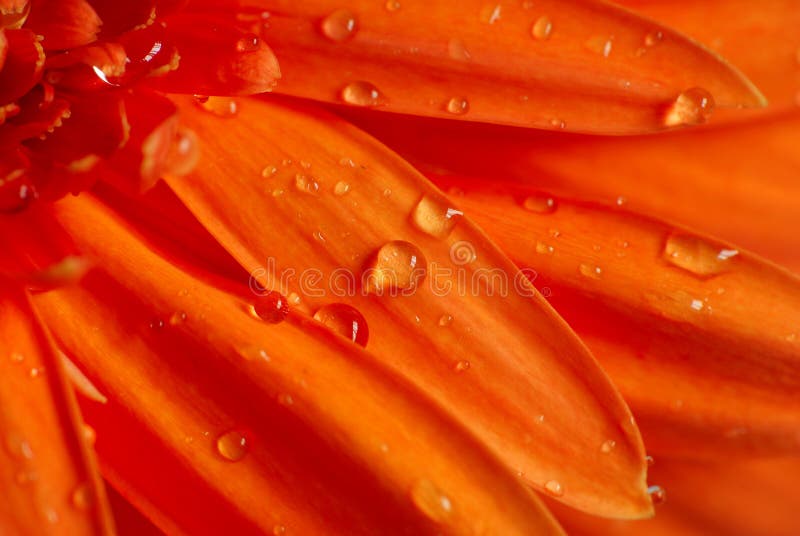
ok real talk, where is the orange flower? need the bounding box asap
[1,1,798,535]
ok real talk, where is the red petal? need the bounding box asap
[24,0,101,50]
[0,29,44,105]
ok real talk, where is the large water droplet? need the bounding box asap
[446,96,469,115]
[341,81,383,107]
[531,16,552,40]
[365,241,427,294]
[544,480,564,497]
[250,291,290,323]
[216,430,248,461]
[663,88,715,126]
[321,9,358,42]
[410,479,453,522]
[522,194,557,213]
[411,195,463,238]
[648,484,666,505]
[314,303,369,347]
[663,232,738,277]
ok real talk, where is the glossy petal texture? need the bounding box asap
[24,0,101,50]
[0,288,113,534]
[439,181,800,457]
[252,0,763,133]
[616,0,800,113]
[344,110,800,272]
[38,194,565,535]
[549,458,800,536]
[164,95,652,518]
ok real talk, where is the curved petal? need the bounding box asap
[24,0,101,50]
[162,95,652,518]
[0,287,113,534]
[252,0,763,133]
[38,193,564,535]
[438,180,800,457]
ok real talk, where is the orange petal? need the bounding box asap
[161,95,652,518]
[106,486,163,536]
[615,0,800,113]
[0,287,113,534]
[344,110,800,273]
[24,0,101,50]
[38,193,564,535]
[441,181,800,457]
[549,457,800,536]
[252,0,763,133]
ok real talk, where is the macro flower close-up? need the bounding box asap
[1,0,799,534]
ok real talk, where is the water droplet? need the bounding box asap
[586,36,613,57]
[544,480,564,497]
[334,181,351,196]
[83,425,96,444]
[250,291,290,323]
[365,241,427,294]
[382,188,393,197]
[339,157,356,167]
[615,195,627,206]
[195,96,238,117]
[411,195,463,238]
[163,127,199,177]
[438,314,453,327]
[662,232,738,276]
[690,299,704,312]
[293,174,320,195]
[645,455,655,466]
[300,160,312,169]
[448,38,471,61]
[5,434,33,459]
[644,30,663,47]
[261,165,278,178]
[385,0,401,11]
[663,88,715,126]
[454,360,471,372]
[240,346,270,362]
[648,485,666,505]
[149,318,165,329]
[29,367,43,378]
[277,393,294,406]
[71,483,93,510]
[410,479,452,522]
[446,96,469,115]
[169,311,187,326]
[314,303,369,346]
[320,9,358,42]
[10,352,24,363]
[531,16,552,40]
[535,241,554,255]
[341,81,383,106]
[235,34,260,52]
[522,194,556,213]
[273,526,286,535]
[45,508,59,524]
[480,4,502,24]
[578,263,602,280]
[216,430,248,461]
[600,439,616,453]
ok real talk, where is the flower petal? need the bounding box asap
[0,287,113,534]
[162,96,652,518]
[38,193,565,535]
[254,0,763,133]
[24,0,101,50]
[440,181,800,457]
[0,29,44,105]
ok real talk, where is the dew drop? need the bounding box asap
[169,311,187,326]
[334,181,351,196]
[480,4,502,24]
[454,360,471,372]
[216,430,248,461]
[544,480,564,497]
[579,263,602,280]
[195,96,238,117]
[446,96,469,115]
[438,314,453,327]
[662,232,738,277]
[531,16,553,40]
[645,455,655,466]
[586,36,613,57]
[341,81,383,107]
[314,303,370,347]
[448,38,471,61]
[273,526,286,535]
[648,485,666,505]
[71,483,93,510]
[163,127,199,177]
[385,0,401,11]
[320,9,358,42]
[294,174,320,195]
[240,346,270,362]
[535,241,554,255]
[644,30,663,47]
[365,241,427,294]
[250,291,290,323]
[410,479,453,522]
[339,157,356,167]
[690,299,704,312]
[663,88,715,127]
[411,195,463,238]
[522,193,557,213]
[235,34,260,52]
[600,439,616,453]
[261,165,278,178]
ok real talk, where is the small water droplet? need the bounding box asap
[273,525,286,535]
[334,181,351,196]
[71,483,93,510]
[277,393,294,406]
[615,195,627,206]
[44,508,59,524]
[448,38,471,61]
[446,96,469,115]
[382,188,393,197]
[535,241,554,255]
[29,367,43,378]
[690,299,704,312]
[341,81,383,106]
[662,232,738,276]
[648,485,666,505]
[411,195,463,238]
[300,160,312,169]
[320,9,358,42]
[169,311,187,326]
[314,303,369,346]
[261,165,278,178]
[645,455,655,466]
[531,16,552,40]
[5,434,33,459]
[235,34,260,52]
[294,174,320,195]
[385,0,401,11]
[578,263,602,280]
[240,346,270,362]
[535,414,545,424]
[586,36,613,57]
[163,127,199,177]
[522,194,557,213]
[250,291,290,323]
[410,479,453,522]
[644,30,663,47]
[216,430,248,461]
[600,439,616,453]
[339,157,356,167]
[365,241,427,294]
[544,480,564,497]
[454,360,471,372]
[480,4,502,24]
[149,318,165,329]
[663,88,715,126]
[10,352,24,363]
[195,96,238,117]
[438,314,453,327]
[83,425,96,444]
